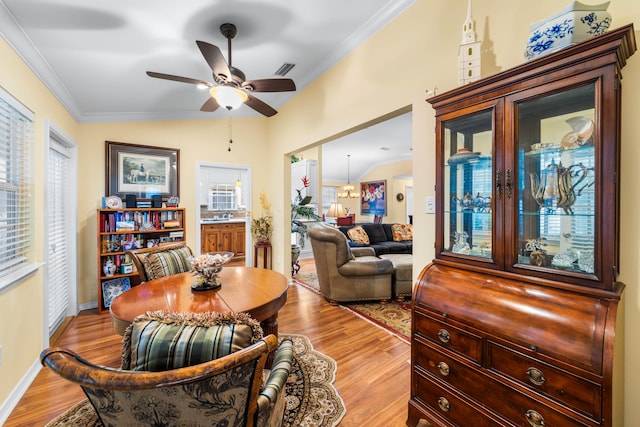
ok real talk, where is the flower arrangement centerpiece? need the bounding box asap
[251,192,273,243]
[189,251,234,291]
[291,176,321,250]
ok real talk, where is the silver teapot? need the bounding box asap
[529,160,591,214]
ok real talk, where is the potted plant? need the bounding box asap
[251,192,273,243]
[291,176,321,262]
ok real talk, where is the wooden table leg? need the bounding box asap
[261,313,279,367]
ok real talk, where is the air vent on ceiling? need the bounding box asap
[274,63,295,76]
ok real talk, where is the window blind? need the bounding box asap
[48,140,72,332]
[0,87,34,288]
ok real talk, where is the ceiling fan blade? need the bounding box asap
[245,94,277,117]
[196,40,231,81]
[146,71,213,87]
[243,78,296,92]
[200,97,220,112]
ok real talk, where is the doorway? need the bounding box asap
[44,120,78,341]
[196,163,252,265]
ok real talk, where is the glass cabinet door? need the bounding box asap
[443,109,494,259]
[516,83,596,275]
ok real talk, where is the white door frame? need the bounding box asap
[42,119,78,346]
[196,162,252,265]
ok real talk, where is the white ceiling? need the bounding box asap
[0,0,414,182]
[321,112,412,183]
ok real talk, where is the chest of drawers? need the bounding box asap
[408,263,622,427]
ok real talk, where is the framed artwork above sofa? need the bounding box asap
[360,180,386,215]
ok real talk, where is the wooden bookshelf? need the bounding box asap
[96,207,186,312]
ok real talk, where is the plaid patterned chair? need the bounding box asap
[128,242,193,282]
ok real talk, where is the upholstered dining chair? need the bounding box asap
[41,333,294,427]
[128,241,193,282]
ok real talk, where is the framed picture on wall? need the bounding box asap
[106,141,179,201]
[360,180,386,216]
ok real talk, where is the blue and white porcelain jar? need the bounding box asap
[524,1,611,61]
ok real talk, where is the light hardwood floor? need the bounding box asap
[5,259,412,427]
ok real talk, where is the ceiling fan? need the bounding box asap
[146,23,296,117]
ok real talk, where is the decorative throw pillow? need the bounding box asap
[347,226,370,245]
[142,247,193,280]
[392,223,413,241]
[121,310,263,371]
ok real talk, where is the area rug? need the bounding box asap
[294,272,411,342]
[45,334,345,427]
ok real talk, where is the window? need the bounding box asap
[321,186,338,215]
[0,87,35,291]
[207,184,238,211]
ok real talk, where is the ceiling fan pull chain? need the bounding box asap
[228,117,233,152]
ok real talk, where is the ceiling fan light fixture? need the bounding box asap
[210,86,248,110]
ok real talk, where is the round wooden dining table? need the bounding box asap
[109,267,289,337]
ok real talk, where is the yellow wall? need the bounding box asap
[0,34,79,407]
[321,158,412,223]
[2,0,640,424]
[356,159,413,224]
[75,119,269,304]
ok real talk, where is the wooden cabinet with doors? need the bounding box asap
[97,207,186,312]
[408,25,635,427]
[201,221,246,260]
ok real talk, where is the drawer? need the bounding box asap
[414,371,501,427]
[414,337,486,395]
[413,338,594,426]
[488,340,601,421]
[414,312,482,363]
[487,375,593,427]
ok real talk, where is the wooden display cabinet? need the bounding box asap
[409,25,635,427]
[96,207,186,312]
[200,221,246,260]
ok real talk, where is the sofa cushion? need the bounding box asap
[121,310,263,371]
[142,246,193,280]
[392,223,413,241]
[382,223,395,241]
[347,226,370,244]
[361,224,387,244]
[375,241,410,254]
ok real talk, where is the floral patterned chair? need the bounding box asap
[41,311,294,427]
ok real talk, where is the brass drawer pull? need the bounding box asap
[437,329,450,343]
[438,397,450,412]
[437,362,450,376]
[525,409,545,427]
[526,367,546,386]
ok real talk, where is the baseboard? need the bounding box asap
[0,358,41,425]
[79,301,98,311]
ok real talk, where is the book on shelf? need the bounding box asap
[164,220,180,228]
[169,231,184,240]
[116,221,135,231]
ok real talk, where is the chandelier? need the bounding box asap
[338,154,360,199]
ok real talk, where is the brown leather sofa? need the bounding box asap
[308,223,394,303]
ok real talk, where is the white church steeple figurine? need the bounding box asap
[458,0,482,85]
